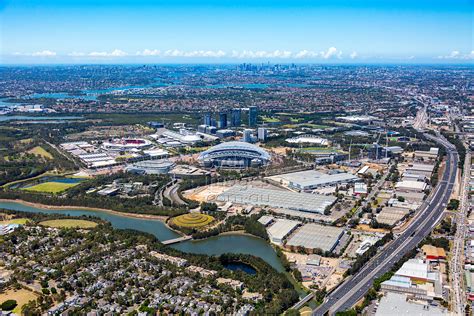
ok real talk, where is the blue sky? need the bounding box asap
[1,0,473,64]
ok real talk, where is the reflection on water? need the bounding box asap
[0,201,283,271]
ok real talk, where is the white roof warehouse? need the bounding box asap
[217,185,336,214]
[267,170,360,191]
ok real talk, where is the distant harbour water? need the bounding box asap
[0,115,83,122]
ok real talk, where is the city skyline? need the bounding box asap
[1,0,473,64]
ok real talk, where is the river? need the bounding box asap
[0,200,284,271]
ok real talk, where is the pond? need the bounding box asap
[0,200,284,272]
[223,262,257,275]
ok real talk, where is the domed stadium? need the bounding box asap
[198,141,271,168]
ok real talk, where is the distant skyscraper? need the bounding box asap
[257,127,267,142]
[243,129,253,143]
[248,106,258,126]
[231,108,241,127]
[218,112,227,128]
[204,112,212,126]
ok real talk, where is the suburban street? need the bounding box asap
[312,133,458,315]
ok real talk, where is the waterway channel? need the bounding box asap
[0,200,284,272]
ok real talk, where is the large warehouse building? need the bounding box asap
[285,223,345,253]
[198,141,271,168]
[217,185,336,214]
[267,169,360,191]
[267,219,300,245]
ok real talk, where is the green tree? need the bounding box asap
[1,300,18,311]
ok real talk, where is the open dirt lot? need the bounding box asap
[0,288,38,314]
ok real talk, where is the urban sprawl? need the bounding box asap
[0,64,473,316]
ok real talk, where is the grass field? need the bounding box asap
[39,219,98,229]
[299,123,329,129]
[170,213,214,228]
[261,116,281,123]
[0,218,30,225]
[23,181,78,193]
[0,288,38,314]
[28,146,53,159]
[19,138,33,144]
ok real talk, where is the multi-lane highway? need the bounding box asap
[451,147,469,315]
[312,133,458,315]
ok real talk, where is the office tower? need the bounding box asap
[204,112,212,126]
[219,112,227,129]
[243,129,253,143]
[231,108,241,127]
[257,127,268,142]
[248,106,258,126]
[210,117,217,127]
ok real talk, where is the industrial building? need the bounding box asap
[160,129,202,146]
[198,141,270,168]
[375,293,446,316]
[216,129,235,139]
[395,180,427,193]
[217,185,336,214]
[266,219,300,245]
[285,223,344,253]
[101,138,152,152]
[376,207,410,226]
[285,135,329,145]
[125,159,176,175]
[414,147,439,162]
[258,215,274,227]
[405,163,436,178]
[267,170,359,191]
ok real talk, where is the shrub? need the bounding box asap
[1,300,18,311]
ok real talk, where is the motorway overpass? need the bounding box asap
[312,134,458,315]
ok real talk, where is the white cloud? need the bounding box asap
[230,50,293,59]
[32,50,57,57]
[294,50,318,58]
[89,49,128,57]
[320,47,339,59]
[13,50,57,57]
[350,51,358,59]
[136,49,161,56]
[163,49,227,58]
[436,50,474,60]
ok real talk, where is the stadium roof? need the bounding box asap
[198,141,270,161]
[217,185,336,214]
[285,223,344,252]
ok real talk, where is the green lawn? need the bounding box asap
[0,218,30,225]
[23,181,78,193]
[39,219,98,229]
[261,116,281,123]
[299,123,329,129]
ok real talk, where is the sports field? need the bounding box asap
[261,116,281,123]
[39,219,98,229]
[0,288,38,314]
[23,181,78,193]
[169,213,214,228]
